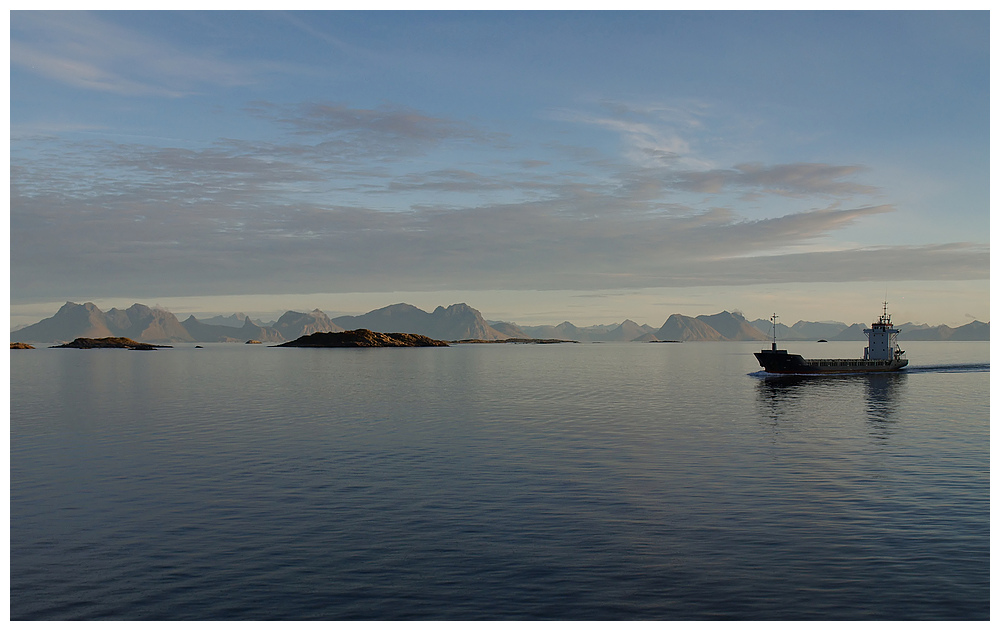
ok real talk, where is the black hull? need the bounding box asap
[754,350,908,374]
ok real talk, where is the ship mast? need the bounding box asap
[770,313,778,351]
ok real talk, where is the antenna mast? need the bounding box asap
[770,313,778,351]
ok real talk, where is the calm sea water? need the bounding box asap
[10,341,990,620]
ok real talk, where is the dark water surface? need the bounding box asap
[10,341,989,619]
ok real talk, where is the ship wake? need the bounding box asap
[749,363,988,378]
[904,363,989,374]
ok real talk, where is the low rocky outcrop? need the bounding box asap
[10,342,34,349]
[51,337,170,350]
[277,329,449,348]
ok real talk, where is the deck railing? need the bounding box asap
[806,359,895,367]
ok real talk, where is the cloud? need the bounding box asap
[561,101,879,199]
[557,110,695,169]
[11,12,266,97]
[247,101,507,160]
[673,163,879,197]
[554,98,720,170]
[10,97,987,303]
[697,243,990,285]
[11,161,986,301]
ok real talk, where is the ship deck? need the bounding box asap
[804,359,898,368]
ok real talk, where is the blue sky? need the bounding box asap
[9,10,990,328]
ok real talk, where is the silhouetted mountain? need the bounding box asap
[752,318,851,341]
[273,309,344,339]
[552,321,585,340]
[654,311,768,341]
[12,301,989,344]
[696,311,769,341]
[332,303,426,332]
[427,304,506,340]
[601,319,650,341]
[831,323,868,341]
[899,324,951,341]
[898,322,931,335]
[631,331,664,342]
[11,301,190,343]
[12,302,113,343]
[181,316,243,342]
[199,312,270,327]
[750,318,794,339]
[488,321,528,338]
[656,314,725,341]
[200,313,246,327]
[951,321,990,340]
[333,303,507,340]
[747,316,993,342]
[237,317,285,343]
[900,320,989,341]
[180,315,284,343]
[104,304,193,343]
[790,320,850,341]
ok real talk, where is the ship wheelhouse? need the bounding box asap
[863,303,904,361]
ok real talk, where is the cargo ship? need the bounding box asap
[754,304,908,374]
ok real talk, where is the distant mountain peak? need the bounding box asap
[11,302,990,343]
[332,302,505,340]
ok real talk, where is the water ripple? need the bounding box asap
[10,342,989,620]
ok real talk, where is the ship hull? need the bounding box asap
[754,350,908,374]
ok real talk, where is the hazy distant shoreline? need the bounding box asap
[11,300,990,346]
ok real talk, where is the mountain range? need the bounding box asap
[748,317,990,342]
[11,301,507,344]
[10,301,990,344]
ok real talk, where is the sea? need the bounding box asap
[9,340,990,620]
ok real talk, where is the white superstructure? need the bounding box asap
[864,303,904,361]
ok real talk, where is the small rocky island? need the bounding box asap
[277,329,449,348]
[51,337,171,350]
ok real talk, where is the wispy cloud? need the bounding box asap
[554,98,719,170]
[247,101,508,159]
[10,94,986,302]
[11,11,266,97]
[672,163,879,197]
[11,152,985,301]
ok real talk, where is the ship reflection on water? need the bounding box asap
[754,372,907,440]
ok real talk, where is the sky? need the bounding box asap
[8,10,991,328]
